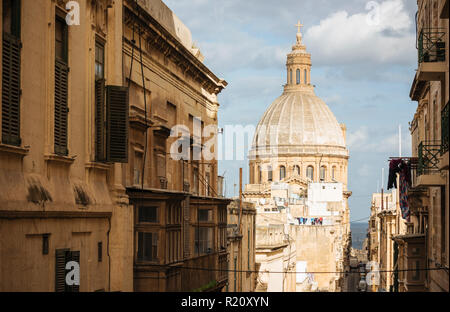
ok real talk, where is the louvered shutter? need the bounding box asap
[55,249,68,292]
[54,59,69,155]
[95,79,106,161]
[1,32,21,146]
[66,251,80,292]
[106,85,129,162]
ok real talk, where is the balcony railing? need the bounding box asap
[442,102,449,155]
[418,28,446,63]
[417,141,441,176]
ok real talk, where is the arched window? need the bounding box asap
[306,166,314,181]
[267,165,273,182]
[279,166,286,180]
[296,69,300,84]
[332,166,336,180]
[293,165,300,176]
[258,166,262,184]
[289,69,292,84]
[320,166,326,181]
[304,69,307,84]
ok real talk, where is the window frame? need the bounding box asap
[306,166,314,181]
[136,231,158,262]
[279,165,286,180]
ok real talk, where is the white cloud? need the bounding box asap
[348,125,412,155]
[304,0,416,66]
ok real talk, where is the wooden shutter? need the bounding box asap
[106,85,128,162]
[55,248,68,292]
[1,32,21,146]
[95,79,106,161]
[54,59,69,155]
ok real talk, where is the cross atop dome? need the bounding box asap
[294,20,304,45]
[295,20,303,34]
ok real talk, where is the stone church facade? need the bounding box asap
[244,22,352,292]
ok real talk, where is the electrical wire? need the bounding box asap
[135,0,149,191]
[139,264,447,275]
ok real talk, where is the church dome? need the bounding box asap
[249,21,348,159]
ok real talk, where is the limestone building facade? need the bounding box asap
[122,0,229,292]
[367,191,407,292]
[244,22,351,292]
[226,199,257,292]
[0,0,133,292]
[396,0,449,292]
[0,0,229,292]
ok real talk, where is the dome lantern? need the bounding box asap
[286,20,312,90]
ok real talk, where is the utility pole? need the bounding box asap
[238,168,243,234]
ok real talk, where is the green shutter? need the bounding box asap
[1,33,21,146]
[106,85,129,162]
[95,79,106,161]
[54,59,68,155]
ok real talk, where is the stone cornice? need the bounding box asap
[123,1,227,96]
[123,44,219,115]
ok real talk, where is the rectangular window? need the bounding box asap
[55,249,80,292]
[54,15,69,155]
[133,152,142,185]
[193,167,199,194]
[195,227,213,255]
[95,41,104,80]
[42,234,49,255]
[248,229,251,270]
[95,41,106,161]
[205,172,210,196]
[138,206,158,223]
[98,241,102,262]
[137,232,158,262]
[2,0,21,146]
[198,209,212,222]
[2,0,20,37]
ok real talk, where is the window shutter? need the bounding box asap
[95,79,106,161]
[55,248,68,292]
[54,59,69,155]
[106,85,128,162]
[1,33,21,146]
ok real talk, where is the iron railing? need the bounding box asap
[418,28,446,63]
[417,141,441,176]
[442,102,449,155]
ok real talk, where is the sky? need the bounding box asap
[164,0,418,223]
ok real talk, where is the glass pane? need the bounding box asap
[3,0,12,34]
[138,206,158,223]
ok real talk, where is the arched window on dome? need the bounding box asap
[304,69,307,84]
[296,69,300,84]
[289,69,293,84]
[332,166,337,181]
[320,166,327,181]
[306,166,314,181]
[279,166,286,180]
[293,165,300,176]
[267,165,273,182]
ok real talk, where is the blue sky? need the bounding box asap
[164,0,418,222]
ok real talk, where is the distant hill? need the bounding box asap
[351,222,368,250]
